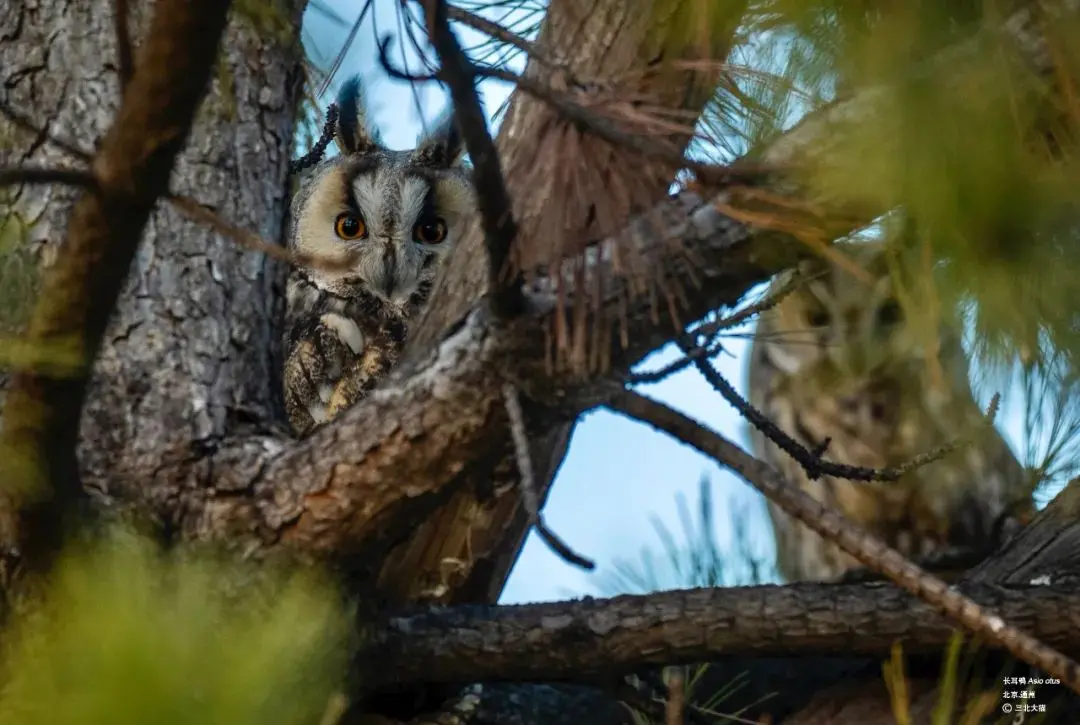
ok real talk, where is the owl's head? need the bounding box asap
[289,75,472,306]
[755,242,965,386]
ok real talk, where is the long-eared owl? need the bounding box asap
[746,241,1034,582]
[283,75,472,437]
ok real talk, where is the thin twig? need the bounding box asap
[503,383,594,570]
[166,193,355,274]
[682,339,999,484]
[0,103,347,273]
[0,167,96,188]
[114,0,134,91]
[464,64,772,188]
[606,388,1080,694]
[316,0,374,99]
[627,280,802,385]
[289,103,339,175]
[665,668,685,725]
[837,545,993,584]
[627,339,724,385]
[421,0,525,318]
[445,5,560,70]
[690,273,802,340]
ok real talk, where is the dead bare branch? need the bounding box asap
[0,100,354,276]
[503,382,594,570]
[421,0,525,319]
[458,61,770,189]
[359,579,1080,689]
[606,389,1080,694]
[0,167,96,188]
[445,5,558,70]
[374,34,766,191]
[288,102,340,175]
[683,341,1000,484]
[165,193,355,274]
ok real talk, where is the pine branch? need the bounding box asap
[605,389,1080,694]
[359,580,1080,689]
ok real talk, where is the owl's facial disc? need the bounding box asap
[336,163,456,305]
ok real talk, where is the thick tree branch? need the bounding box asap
[359,581,1080,689]
[0,0,232,568]
[176,191,800,563]
[86,0,1077,623]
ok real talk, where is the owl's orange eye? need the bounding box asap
[412,218,447,244]
[334,213,367,240]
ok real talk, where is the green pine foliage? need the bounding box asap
[693,0,1080,499]
[709,1,1080,377]
[0,528,352,725]
[595,475,774,595]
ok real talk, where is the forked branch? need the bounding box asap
[606,389,1080,694]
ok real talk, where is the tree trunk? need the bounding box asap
[1,0,305,527]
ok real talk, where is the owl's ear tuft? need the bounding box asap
[411,108,465,168]
[334,75,383,156]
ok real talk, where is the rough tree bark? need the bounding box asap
[1,0,306,492]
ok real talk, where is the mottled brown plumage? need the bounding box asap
[746,242,1035,582]
[282,76,472,438]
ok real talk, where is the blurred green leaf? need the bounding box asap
[0,528,351,725]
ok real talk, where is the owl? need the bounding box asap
[283,76,472,438]
[746,241,1035,583]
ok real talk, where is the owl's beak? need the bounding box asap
[369,243,398,298]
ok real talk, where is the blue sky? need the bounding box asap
[301,2,1055,605]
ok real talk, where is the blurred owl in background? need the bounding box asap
[746,241,1035,582]
[282,76,471,438]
